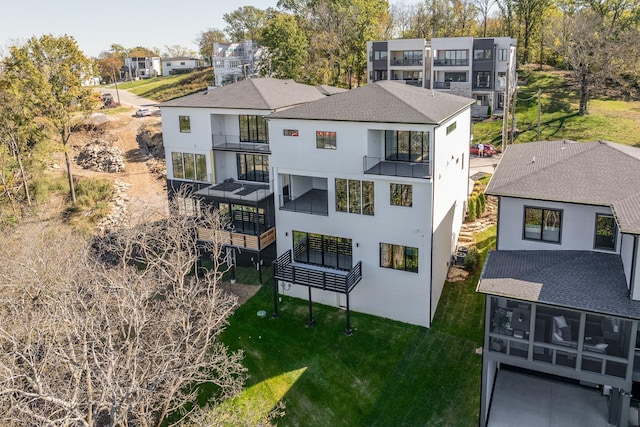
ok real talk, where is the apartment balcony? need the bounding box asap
[279,189,328,216]
[272,249,362,294]
[433,81,453,89]
[390,78,423,87]
[433,59,469,66]
[363,156,431,179]
[212,134,270,154]
[390,59,424,66]
[195,181,272,203]
[198,226,276,251]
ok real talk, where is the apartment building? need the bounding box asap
[477,140,640,427]
[212,40,264,87]
[267,81,474,329]
[366,38,430,88]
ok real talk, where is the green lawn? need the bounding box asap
[473,69,640,146]
[216,227,495,426]
[105,69,215,102]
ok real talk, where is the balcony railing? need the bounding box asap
[433,58,469,66]
[272,250,362,294]
[391,59,424,66]
[279,189,328,216]
[363,156,430,179]
[198,226,276,251]
[212,134,270,153]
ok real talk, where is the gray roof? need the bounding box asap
[159,78,343,110]
[486,140,640,234]
[267,80,475,125]
[477,250,640,319]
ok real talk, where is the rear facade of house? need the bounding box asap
[478,140,640,427]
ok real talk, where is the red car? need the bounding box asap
[470,143,497,157]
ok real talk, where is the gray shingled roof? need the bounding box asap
[267,80,475,124]
[159,78,343,110]
[477,250,640,319]
[486,140,640,234]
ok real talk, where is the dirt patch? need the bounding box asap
[218,282,261,306]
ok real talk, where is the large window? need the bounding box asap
[239,115,268,143]
[171,152,207,181]
[380,243,418,273]
[475,71,491,88]
[229,204,265,234]
[595,214,617,250]
[390,183,412,207]
[293,231,352,270]
[439,50,468,65]
[524,207,562,243]
[498,48,508,61]
[316,131,337,150]
[385,130,429,162]
[174,196,201,217]
[179,116,190,133]
[237,154,269,183]
[444,72,467,82]
[474,49,492,60]
[335,178,374,216]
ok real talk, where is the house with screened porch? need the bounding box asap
[267,81,474,330]
[477,140,640,427]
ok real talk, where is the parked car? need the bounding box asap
[470,143,497,157]
[135,108,152,117]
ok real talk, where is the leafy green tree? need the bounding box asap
[224,6,269,42]
[260,13,309,79]
[162,44,196,58]
[197,28,227,65]
[96,51,123,83]
[5,34,98,204]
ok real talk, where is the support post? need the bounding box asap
[272,278,279,318]
[306,287,315,328]
[345,292,353,336]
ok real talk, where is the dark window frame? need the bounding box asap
[293,230,353,271]
[239,115,268,143]
[335,178,374,216]
[390,183,412,207]
[236,153,269,183]
[179,115,191,133]
[171,151,207,181]
[316,131,337,150]
[385,130,429,163]
[523,206,562,243]
[379,243,419,273]
[594,213,617,251]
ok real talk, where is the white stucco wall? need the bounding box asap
[496,197,620,252]
[268,117,455,327]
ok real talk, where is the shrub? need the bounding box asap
[463,246,479,271]
[467,197,476,221]
[475,195,482,218]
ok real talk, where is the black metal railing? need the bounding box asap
[272,250,362,294]
[433,58,469,66]
[279,191,328,216]
[212,134,270,153]
[363,156,430,179]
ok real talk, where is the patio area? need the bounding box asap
[488,369,610,426]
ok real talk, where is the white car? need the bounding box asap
[135,108,152,117]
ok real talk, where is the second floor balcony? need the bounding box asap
[433,58,469,66]
[212,134,270,153]
[279,189,328,216]
[363,156,431,179]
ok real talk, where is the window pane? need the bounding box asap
[249,116,258,141]
[237,154,247,180]
[293,230,308,262]
[183,153,195,179]
[524,207,542,239]
[405,247,419,273]
[392,245,405,270]
[239,115,249,141]
[179,116,190,133]
[380,243,392,268]
[595,214,616,249]
[543,210,561,242]
[195,154,207,181]
[362,181,374,216]
[172,152,184,179]
[391,184,412,207]
[335,178,348,212]
[348,180,361,214]
[410,132,425,162]
[257,116,268,142]
[385,130,396,160]
[397,131,410,161]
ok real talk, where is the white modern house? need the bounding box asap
[430,36,517,115]
[267,81,475,329]
[213,40,264,87]
[366,38,430,88]
[158,78,345,268]
[477,140,640,426]
[161,57,201,76]
[122,56,161,80]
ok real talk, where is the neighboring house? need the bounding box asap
[158,78,345,269]
[431,36,516,116]
[212,40,264,87]
[161,57,201,76]
[121,57,161,80]
[366,38,430,88]
[477,140,640,426]
[267,81,474,329]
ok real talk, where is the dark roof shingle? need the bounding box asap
[487,140,640,234]
[477,250,640,319]
[159,78,343,110]
[267,80,475,124]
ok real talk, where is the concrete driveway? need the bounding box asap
[96,87,159,112]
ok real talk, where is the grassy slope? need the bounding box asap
[219,227,495,426]
[473,69,640,146]
[109,69,215,102]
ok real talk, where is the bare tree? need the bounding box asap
[0,198,248,426]
[474,0,495,36]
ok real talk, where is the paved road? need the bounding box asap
[470,152,501,178]
[95,87,160,111]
